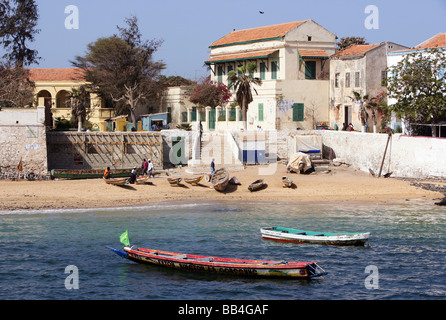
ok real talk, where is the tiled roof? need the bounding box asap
[210,20,308,48]
[28,68,86,82]
[332,44,381,57]
[205,50,279,64]
[415,33,446,49]
[298,49,329,58]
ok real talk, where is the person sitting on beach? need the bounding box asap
[347,123,354,131]
[147,159,154,178]
[104,167,111,179]
[129,167,137,184]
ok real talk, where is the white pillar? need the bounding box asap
[205,106,211,131]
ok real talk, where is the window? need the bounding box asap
[271,61,277,79]
[227,65,233,85]
[258,103,264,121]
[191,107,197,122]
[217,66,223,84]
[292,103,304,122]
[260,62,266,80]
[307,36,312,41]
[381,71,387,86]
[345,72,350,88]
[305,61,316,79]
[335,73,340,88]
[355,72,360,87]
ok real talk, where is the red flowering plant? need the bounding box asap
[189,76,232,108]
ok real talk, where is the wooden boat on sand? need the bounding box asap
[136,176,150,184]
[51,168,139,180]
[184,175,204,185]
[261,226,370,246]
[103,177,128,186]
[282,176,293,188]
[229,176,241,185]
[211,168,229,191]
[248,179,265,192]
[167,177,182,186]
[108,245,327,279]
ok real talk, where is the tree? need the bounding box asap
[72,16,166,127]
[227,62,262,129]
[189,77,231,108]
[385,47,446,137]
[0,61,35,108]
[336,36,368,51]
[66,85,92,132]
[349,91,373,132]
[0,0,40,67]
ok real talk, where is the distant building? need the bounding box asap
[204,19,337,131]
[329,42,408,132]
[29,68,109,130]
[386,33,446,134]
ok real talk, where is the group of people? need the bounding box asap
[103,158,155,184]
[342,123,355,131]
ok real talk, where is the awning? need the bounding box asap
[205,49,279,65]
[298,49,329,60]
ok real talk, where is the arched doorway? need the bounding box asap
[56,90,69,109]
[37,90,53,127]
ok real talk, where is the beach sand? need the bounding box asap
[1,163,444,212]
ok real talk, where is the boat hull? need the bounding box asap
[261,227,370,246]
[211,168,229,191]
[108,246,326,279]
[51,168,139,180]
[184,176,203,185]
[167,178,182,185]
[103,177,128,185]
[282,178,293,188]
[248,179,265,192]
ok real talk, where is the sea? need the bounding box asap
[0,201,445,303]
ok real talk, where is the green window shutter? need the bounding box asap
[167,107,172,123]
[258,103,264,121]
[271,61,277,79]
[293,103,304,121]
[260,62,266,80]
[191,107,197,122]
[217,66,223,83]
[305,61,316,79]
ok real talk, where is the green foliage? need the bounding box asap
[336,36,368,51]
[189,78,231,108]
[385,48,446,129]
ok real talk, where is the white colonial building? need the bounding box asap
[200,19,336,131]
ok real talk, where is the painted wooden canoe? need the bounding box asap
[167,177,182,185]
[103,177,128,186]
[248,179,265,192]
[282,176,293,188]
[184,175,204,185]
[108,246,327,279]
[51,168,140,180]
[136,176,150,184]
[261,227,370,246]
[211,168,229,191]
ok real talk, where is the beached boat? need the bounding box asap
[229,176,241,185]
[136,176,150,184]
[108,245,327,279]
[282,176,293,188]
[167,177,182,186]
[248,179,265,192]
[103,177,128,186]
[184,175,204,185]
[211,168,229,191]
[51,168,139,180]
[260,226,370,246]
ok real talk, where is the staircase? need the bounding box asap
[187,132,244,174]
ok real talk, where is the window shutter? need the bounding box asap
[258,103,264,121]
[293,103,304,121]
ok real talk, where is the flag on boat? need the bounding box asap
[120,230,130,246]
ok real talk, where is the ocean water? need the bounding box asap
[0,201,445,300]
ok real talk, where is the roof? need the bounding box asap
[332,44,381,57]
[298,49,329,59]
[209,20,308,48]
[415,33,446,49]
[205,50,279,65]
[28,68,86,82]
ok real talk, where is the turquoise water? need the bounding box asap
[0,201,445,300]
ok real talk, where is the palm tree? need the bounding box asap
[67,85,91,132]
[227,62,262,130]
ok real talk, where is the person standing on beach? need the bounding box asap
[142,159,148,175]
[210,158,215,175]
[104,167,111,179]
[148,159,154,178]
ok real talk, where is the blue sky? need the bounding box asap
[27,0,446,80]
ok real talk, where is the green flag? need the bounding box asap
[120,230,130,246]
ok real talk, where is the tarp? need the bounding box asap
[295,135,322,153]
[287,152,312,173]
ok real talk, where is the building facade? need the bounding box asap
[203,19,337,131]
[329,42,408,132]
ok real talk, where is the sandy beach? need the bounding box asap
[1,163,444,212]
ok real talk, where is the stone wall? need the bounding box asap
[0,107,48,178]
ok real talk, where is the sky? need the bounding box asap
[21,0,446,80]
